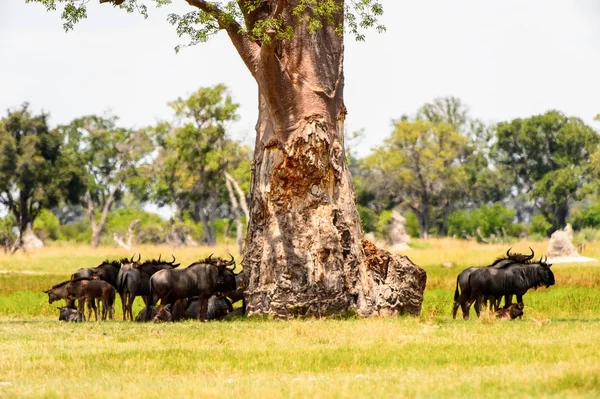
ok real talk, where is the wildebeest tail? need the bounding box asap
[116,271,125,292]
[454,276,460,302]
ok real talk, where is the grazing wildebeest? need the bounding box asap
[71,259,123,288]
[57,306,81,322]
[146,255,237,321]
[67,277,116,321]
[460,256,554,319]
[117,254,180,321]
[44,280,77,309]
[495,302,524,320]
[452,248,535,319]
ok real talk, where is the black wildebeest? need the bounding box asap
[153,294,234,322]
[452,248,535,319]
[459,256,554,319]
[71,259,123,288]
[116,254,181,321]
[146,254,238,321]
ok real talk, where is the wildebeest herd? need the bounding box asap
[44,254,244,322]
[452,248,555,320]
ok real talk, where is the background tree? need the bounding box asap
[366,118,467,238]
[493,110,599,231]
[150,85,247,245]
[59,114,153,247]
[30,0,427,318]
[417,97,508,210]
[0,103,84,251]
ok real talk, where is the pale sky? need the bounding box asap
[1,0,599,158]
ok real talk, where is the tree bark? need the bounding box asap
[238,9,426,318]
[86,182,121,248]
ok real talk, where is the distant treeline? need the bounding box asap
[1,90,599,249]
[350,97,600,243]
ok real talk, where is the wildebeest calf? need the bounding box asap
[67,278,116,321]
[44,280,77,309]
[135,306,158,322]
[495,303,524,320]
[152,294,234,322]
[58,306,81,322]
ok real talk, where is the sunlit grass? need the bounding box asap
[0,239,599,397]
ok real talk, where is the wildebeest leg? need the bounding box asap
[503,294,513,308]
[474,295,484,317]
[515,294,524,319]
[119,292,127,321]
[197,297,208,321]
[127,293,136,321]
[77,298,85,321]
[454,290,470,319]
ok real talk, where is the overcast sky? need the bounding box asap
[1,0,599,158]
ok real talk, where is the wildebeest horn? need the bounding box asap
[526,247,535,260]
[43,290,49,294]
[226,253,236,270]
[137,253,141,262]
[506,247,513,257]
[130,253,136,263]
[208,253,214,262]
[170,254,176,264]
[158,254,161,262]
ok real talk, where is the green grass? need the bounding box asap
[1,240,600,398]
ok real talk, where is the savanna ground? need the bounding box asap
[1,240,600,398]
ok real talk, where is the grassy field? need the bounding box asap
[1,240,599,398]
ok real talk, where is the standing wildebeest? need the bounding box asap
[452,248,535,319]
[71,259,123,288]
[146,255,237,321]
[67,277,116,321]
[460,256,554,319]
[117,254,180,321]
[44,280,77,309]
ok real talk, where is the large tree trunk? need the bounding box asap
[241,10,426,318]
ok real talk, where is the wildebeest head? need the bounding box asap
[537,256,555,288]
[153,304,173,322]
[215,254,237,293]
[44,281,70,304]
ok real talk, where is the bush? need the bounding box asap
[529,214,553,237]
[357,205,377,233]
[33,209,60,241]
[570,203,600,230]
[447,210,474,238]
[405,211,421,238]
[374,210,394,240]
[447,203,521,241]
[0,216,16,250]
[58,221,91,243]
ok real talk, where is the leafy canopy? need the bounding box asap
[27,0,385,51]
[0,103,85,232]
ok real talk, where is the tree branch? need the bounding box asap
[224,172,249,220]
[84,190,97,231]
[184,0,260,75]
